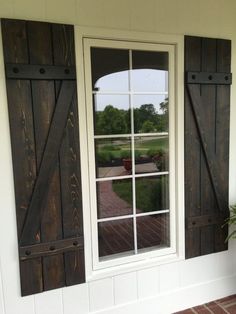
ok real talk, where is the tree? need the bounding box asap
[96,105,128,135]
[141,120,155,133]
[158,98,169,132]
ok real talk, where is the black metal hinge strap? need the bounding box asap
[19,236,83,260]
[187,84,227,213]
[186,71,232,85]
[20,81,76,246]
[5,63,76,80]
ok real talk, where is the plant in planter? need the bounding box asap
[224,204,236,241]
[121,150,132,171]
[152,149,168,171]
[97,151,114,166]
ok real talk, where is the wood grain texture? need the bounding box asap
[185,36,230,258]
[185,36,201,258]
[28,21,65,291]
[1,19,85,296]
[52,24,85,285]
[1,19,43,296]
[20,80,76,245]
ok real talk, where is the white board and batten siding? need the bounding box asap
[0,1,236,314]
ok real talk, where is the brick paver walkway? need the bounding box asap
[97,171,169,257]
[175,294,236,314]
[98,180,133,218]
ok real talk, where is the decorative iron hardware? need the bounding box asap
[5,63,76,80]
[186,71,232,85]
[19,236,83,260]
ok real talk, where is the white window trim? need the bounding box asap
[75,26,185,281]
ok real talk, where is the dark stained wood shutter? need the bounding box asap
[1,19,85,296]
[185,36,231,258]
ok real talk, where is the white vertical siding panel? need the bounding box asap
[137,266,159,299]
[76,0,107,28]
[0,0,14,18]
[0,264,5,314]
[62,284,89,314]
[12,0,46,21]
[159,262,180,293]
[180,253,235,288]
[0,26,35,314]
[89,278,114,312]
[45,0,77,24]
[34,290,63,314]
[101,0,131,30]
[154,0,178,34]
[114,272,137,305]
[130,0,156,32]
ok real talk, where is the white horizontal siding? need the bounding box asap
[0,1,235,314]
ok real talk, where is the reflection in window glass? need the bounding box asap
[133,95,168,133]
[88,43,174,262]
[93,94,131,135]
[134,136,169,174]
[95,137,132,178]
[135,176,169,213]
[132,50,168,93]
[97,179,133,219]
[91,47,129,92]
[137,214,170,250]
[98,219,134,258]
[132,69,168,93]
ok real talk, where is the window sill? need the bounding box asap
[86,252,184,282]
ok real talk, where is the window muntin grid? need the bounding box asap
[83,38,176,269]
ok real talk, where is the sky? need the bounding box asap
[94,69,168,114]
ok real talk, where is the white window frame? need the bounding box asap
[75,26,185,281]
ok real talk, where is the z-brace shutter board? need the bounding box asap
[1,18,85,296]
[185,36,231,259]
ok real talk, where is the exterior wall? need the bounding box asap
[0,1,236,313]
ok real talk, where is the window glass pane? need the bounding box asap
[135,176,169,214]
[91,47,129,92]
[134,136,169,174]
[97,179,133,219]
[94,94,131,135]
[133,95,169,133]
[137,213,170,250]
[98,219,134,258]
[132,50,168,92]
[95,137,132,178]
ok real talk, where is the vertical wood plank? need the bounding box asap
[52,24,85,285]
[185,36,201,258]
[200,38,216,255]
[1,19,43,295]
[28,21,65,291]
[214,39,231,252]
[1,19,28,64]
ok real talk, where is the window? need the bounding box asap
[81,37,182,274]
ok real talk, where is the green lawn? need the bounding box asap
[112,177,168,213]
[97,137,168,162]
